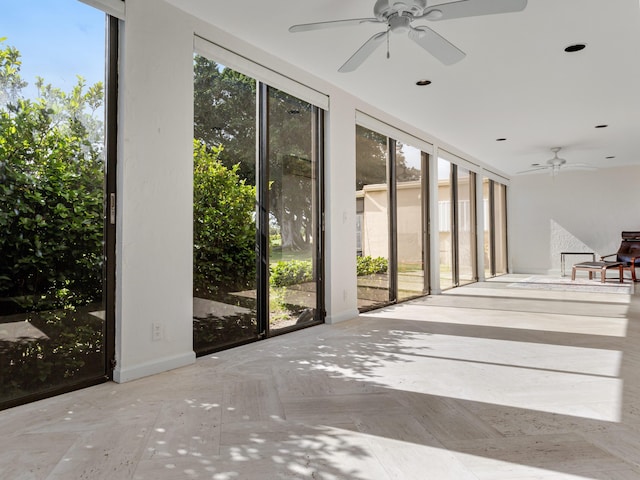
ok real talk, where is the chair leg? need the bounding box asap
[619,265,623,283]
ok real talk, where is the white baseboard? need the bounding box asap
[325,308,359,325]
[113,351,196,383]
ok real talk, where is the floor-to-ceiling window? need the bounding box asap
[266,86,322,334]
[0,2,115,409]
[491,182,508,276]
[438,156,478,289]
[438,158,454,289]
[493,181,508,275]
[483,178,492,279]
[483,178,508,278]
[355,126,391,310]
[396,144,427,301]
[457,166,477,285]
[355,123,430,310]
[192,46,324,354]
[192,57,259,352]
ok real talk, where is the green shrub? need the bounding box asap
[356,256,388,276]
[270,260,313,287]
[193,140,257,297]
[0,82,104,311]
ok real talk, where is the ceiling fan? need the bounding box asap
[517,147,596,176]
[288,0,528,72]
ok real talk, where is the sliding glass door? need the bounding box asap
[193,55,324,354]
[396,144,427,301]
[0,3,114,408]
[438,158,454,289]
[193,58,259,353]
[266,86,322,334]
[355,125,430,310]
[438,157,477,289]
[484,178,508,278]
[355,126,391,310]
[457,166,476,285]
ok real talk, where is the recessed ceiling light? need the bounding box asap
[496,138,507,142]
[416,79,432,86]
[595,124,608,128]
[565,43,586,53]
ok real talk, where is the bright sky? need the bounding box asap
[0,0,106,99]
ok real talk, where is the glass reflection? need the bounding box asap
[355,126,390,310]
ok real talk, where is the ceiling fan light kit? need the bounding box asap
[289,0,528,72]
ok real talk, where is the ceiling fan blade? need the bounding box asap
[422,0,527,21]
[565,163,597,171]
[338,31,387,73]
[516,166,548,175]
[289,18,379,33]
[408,27,465,65]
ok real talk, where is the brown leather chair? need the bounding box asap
[601,231,640,282]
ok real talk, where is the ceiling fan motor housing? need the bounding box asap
[374,0,427,20]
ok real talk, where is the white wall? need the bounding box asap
[509,165,640,275]
[115,0,196,381]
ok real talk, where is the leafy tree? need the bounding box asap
[0,40,104,312]
[193,140,257,297]
[267,89,314,251]
[0,37,27,107]
[194,55,256,183]
[195,56,321,253]
[356,124,388,191]
[356,125,420,191]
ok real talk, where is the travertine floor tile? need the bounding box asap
[1,276,639,480]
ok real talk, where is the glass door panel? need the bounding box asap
[266,87,318,333]
[482,178,492,278]
[193,58,258,353]
[494,183,508,275]
[396,144,424,301]
[356,126,391,310]
[437,158,454,290]
[457,167,476,285]
[0,1,108,406]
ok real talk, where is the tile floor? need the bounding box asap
[1,275,640,479]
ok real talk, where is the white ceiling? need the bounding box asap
[166,0,640,176]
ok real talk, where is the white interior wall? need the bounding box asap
[324,94,360,324]
[115,0,196,381]
[509,165,640,275]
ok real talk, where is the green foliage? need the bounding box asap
[193,140,257,297]
[193,56,316,252]
[357,256,388,276]
[0,42,104,312]
[0,37,27,107]
[269,260,313,287]
[0,39,106,400]
[193,55,256,184]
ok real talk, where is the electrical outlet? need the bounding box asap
[152,322,162,341]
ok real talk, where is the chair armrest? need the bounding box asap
[600,253,617,261]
